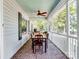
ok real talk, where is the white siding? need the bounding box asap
[3,0,29,59]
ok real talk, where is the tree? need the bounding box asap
[33,20,47,31]
[51,2,77,34]
[69,2,77,34]
[53,8,66,32]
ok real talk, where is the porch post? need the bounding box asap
[77,0,79,59]
[66,0,70,57]
[29,20,32,32]
[28,20,30,32]
[30,21,33,32]
[47,20,49,32]
[27,20,30,33]
[27,20,28,33]
[0,0,3,59]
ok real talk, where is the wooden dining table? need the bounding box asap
[31,33,48,53]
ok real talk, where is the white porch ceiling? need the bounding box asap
[16,0,60,18]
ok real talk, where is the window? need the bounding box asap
[18,12,27,40]
[21,18,27,34]
[18,12,22,40]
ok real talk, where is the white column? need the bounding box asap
[0,0,3,59]
[48,20,51,32]
[29,20,32,32]
[26,20,27,32]
[27,20,29,33]
[30,21,33,32]
[28,20,30,32]
[27,20,30,33]
[47,19,52,32]
[77,0,79,59]
[66,0,70,56]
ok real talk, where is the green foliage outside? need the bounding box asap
[53,8,66,33]
[52,2,77,34]
[69,3,76,15]
[36,20,44,30]
[20,18,27,32]
[69,2,77,34]
[33,20,47,31]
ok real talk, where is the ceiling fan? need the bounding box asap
[37,10,47,16]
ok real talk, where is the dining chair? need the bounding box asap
[32,35,43,53]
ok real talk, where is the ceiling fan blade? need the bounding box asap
[39,14,47,16]
[37,12,47,15]
[41,12,47,14]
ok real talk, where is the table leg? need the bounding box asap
[45,39,47,53]
[32,39,34,53]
